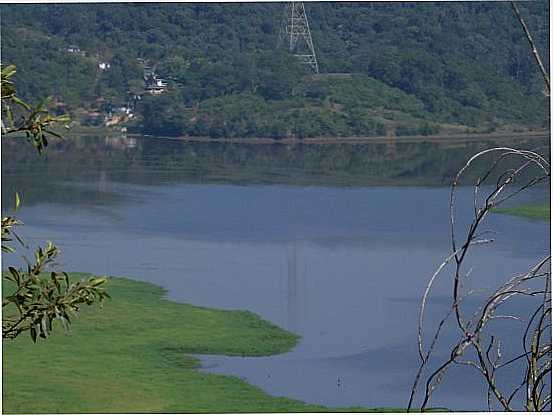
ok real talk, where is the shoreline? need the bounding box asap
[494,202,551,221]
[65,126,550,145]
[2,274,407,413]
[134,130,550,145]
[138,130,550,145]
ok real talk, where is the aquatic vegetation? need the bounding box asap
[494,202,550,221]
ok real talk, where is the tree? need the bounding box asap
[1,64,109,342]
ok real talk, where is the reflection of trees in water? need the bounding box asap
[1,135,549,209]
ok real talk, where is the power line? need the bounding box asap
[278,2,319,74]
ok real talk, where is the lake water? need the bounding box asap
[1,134,550,411]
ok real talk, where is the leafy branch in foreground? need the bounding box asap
[1,64,70,153]
[2,242,109,341]
[2,64,109,342]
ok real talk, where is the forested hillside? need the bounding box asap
[1,2,549,139]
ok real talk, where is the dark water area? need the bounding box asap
[1,134,550,410]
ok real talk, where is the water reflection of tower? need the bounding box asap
[98,170,108,194]
[385,129,397,160]
[283,240,306,332]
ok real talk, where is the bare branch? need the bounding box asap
[410,147,551,411]
[511,1,550,95]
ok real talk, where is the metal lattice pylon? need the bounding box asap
[278,2,319,73]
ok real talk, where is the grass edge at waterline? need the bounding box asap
[493,202,550,221]
[3,274,412,413]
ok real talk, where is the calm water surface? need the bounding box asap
[2,135,550,410]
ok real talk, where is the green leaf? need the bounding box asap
[44,129,62,139]
[30,326,37,343]
[11,96,31,111]
[54,114,71,123]
[8,266,21,284]
[89,277,107,287]
[2,64,16,77]
[2,245,15,254]
[41,316,49,337]
[4,273,16,283]
[5,105,14,126]
[64,272,70,288]
[14,192,21,211]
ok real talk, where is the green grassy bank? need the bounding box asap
[494,202,550,221]
[3,275,404,413]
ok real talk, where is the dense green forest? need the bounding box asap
[1,2,550,139]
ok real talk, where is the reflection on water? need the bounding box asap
[2,133,550,211]
[1,134,550,410]
[284,241,306,333]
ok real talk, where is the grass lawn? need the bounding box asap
[493,202,550,221]
[2,275,406,413]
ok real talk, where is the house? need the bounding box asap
[99,62,111,70]
[144,73,168,95]
[66,45,81,53]
[66,45,85,56]
[154,78,167,88]
[115,106,134,118]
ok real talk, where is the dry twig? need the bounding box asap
[408,148,551,411]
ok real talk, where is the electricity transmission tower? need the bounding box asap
[278,2,319,73]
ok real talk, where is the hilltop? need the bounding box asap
[1,2,550,139]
